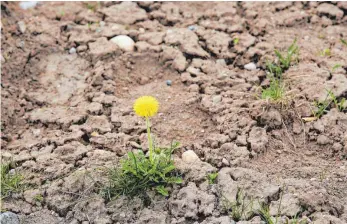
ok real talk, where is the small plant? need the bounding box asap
[1,162,24,199]
[233,38,239,45]
[102,96,182,200]
[261,39,298,103]
[207,172,218,184]
[257,204,274,224]
[331,64,342,72]
[34,194,44,203]
[319,48,331,57]
[223,189,254,221]
[273,38,299,72]
[313,89,347,118]
[261,76,286,102]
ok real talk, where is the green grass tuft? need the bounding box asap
[1,162,24,199]
[261,38,299,103]
[101,141,182,200]
[207,172,218,184]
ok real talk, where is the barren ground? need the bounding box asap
[1,2,347,224]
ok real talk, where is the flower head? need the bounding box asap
[133,96,159,117]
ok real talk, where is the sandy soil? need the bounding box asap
[1,2,347,224]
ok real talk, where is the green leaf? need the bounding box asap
[155,185,169,196]
[332,64,342,72]
[162,165,176,174]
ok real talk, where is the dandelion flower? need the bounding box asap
[133,96,159,117]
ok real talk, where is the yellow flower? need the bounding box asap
[133,96,159,117]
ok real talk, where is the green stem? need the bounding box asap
[146,117,153,162]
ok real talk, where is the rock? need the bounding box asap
[260,109,282,128]
[101,2,147,25]
[19,1,38,10]
[248,127,268,153]
[165,28,209,57]
[199,30,234,58]
[110,35,135,52]
[212,95,222,104]
[332,143,343,152]
[311,212,345,224]
[244,62,257,70]
[188,25,196,31]
[325,74,347,100]
[162,46,187,72]
[69,47,76,54]
[135,209,167,224]
[313,120,324,133]
[175,157,217,182]
[270,193,301,217]
[138,32,165,45]
[89,37,119,60]
[182,150,200,163]
[222,158,229,166]
[28,106,87,128]
[166,80,172,86]
[0,212,20,224]
[317,135,331,145]
[20,209,63,224]
[317,3,344,20]
[85,115,112,134]
[217,168,239,203]
[236,135,247,146]
[24,189,41,205]
[52,141,90,164]
[87,102,103,115]
[17,21,26,33]
[199,216,232,224]
[169,182,215,219]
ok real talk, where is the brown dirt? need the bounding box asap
[1,2,347,224]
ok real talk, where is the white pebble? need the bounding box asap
[19,1,38,10]
[110,35,135,52]
[244,62,257,70]
[69,47,76,54]
[182,150,200,163]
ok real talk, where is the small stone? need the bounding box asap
[222,158,229,166]
[332,143,343,152]
[19,1,38,10]
[244,62,257,70]
[32,129,41,137]
[1,151,13,160]
[69,47,77,54]
[0,212,20,224]
[182,150,200,163]
[317,135,331,145]
[99,21,105,27]
[188,84,199,92]
[212,95,222,104]
[87,102,103,115]
[236,135,247,146]
[16,40,25,49]
[166,80,172,86]
[17,21,26,33]
[110,35,135,52]
[188,25,196,31]
[313,120,324,133]
[139,76,149,85]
